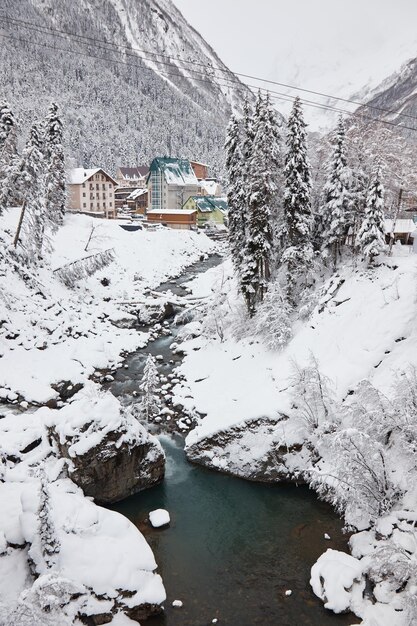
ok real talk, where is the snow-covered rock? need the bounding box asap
[310,549,365,613]
[149,509,170,528]
[43,392,165,503]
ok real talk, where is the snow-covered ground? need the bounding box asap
[0,211,215,624]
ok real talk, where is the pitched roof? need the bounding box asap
[188,195,229,213]
[118,166,149,179]
[149,157,199,186]
[385,219,416,234]
[126,188,148,200]
[68,168,117,185]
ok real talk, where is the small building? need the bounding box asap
[190,161,209,180]
[68,168,117,219]
[183,195,228,227]
[115,187,148,215]
[199,178,223,197]
[147,209,197,230]
[147,157,200,211]
[115,166,149,188]
[384,219,416,245]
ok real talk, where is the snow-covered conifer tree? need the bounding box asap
[282,97,313,305]
[0,100,18,209]
[320,116,352,267]
[244,92,281,313]
[38,472,60,570]
[225,113,245,272]
[356,168,385,264]
[254,280,292,350]
[140,354,160,420]
[11,123,49,262]
[43,102,66,231]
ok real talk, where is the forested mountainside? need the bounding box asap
[354,55,417,139]
[0,0,250,174]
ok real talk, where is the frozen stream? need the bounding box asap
[109,255,358,626]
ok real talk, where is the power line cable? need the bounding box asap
[1,12,416,124]
[1,28,417,133]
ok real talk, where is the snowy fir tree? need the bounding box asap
[243,92,281,313]
[38,472,60,570]
[356,168,385,264]
[140,354,160,420]
[43,102,66,231]
[11,123,49,262]
[281,97,313,305]
[320,116,352,267]
[225,113,245,273]
[0,100,18,193]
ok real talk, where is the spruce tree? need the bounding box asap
[43,102,66,230]
[244,92,281,313]
[225,113,245,273]
[140,354,160,421]
[0,100,18,209]
[282,97,313,305]
[320,116,352,267]
[356,168,385,264]
[38,472,60,570]
[9,123,49,262]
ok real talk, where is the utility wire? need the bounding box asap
[1,12,416,123]
[1,27,417,133]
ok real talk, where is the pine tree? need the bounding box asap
[225,113,245,272]
[356,168,385,264]
[244,92,281,313]
[38,472,60,570]
[43,102,66,231]
[282,97,313,305]
[320,116,352,267]
[140,354,160,420]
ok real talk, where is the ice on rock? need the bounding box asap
[149,509,171,528]
[172,599,183,607]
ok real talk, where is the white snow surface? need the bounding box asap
[182,255,417,446]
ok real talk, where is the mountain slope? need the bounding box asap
[354,56,417,137]
[0,0,250,173]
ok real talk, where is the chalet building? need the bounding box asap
[68,168,117,218]
[183,195,228,227]
[147,157,200,211]
[115,166,149,188]
[147,208,197,230]
[190,161,209,180]
[115,187,148,215]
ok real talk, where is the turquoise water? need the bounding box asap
[111,435,358,626]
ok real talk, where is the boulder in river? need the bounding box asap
[44,392,165,504]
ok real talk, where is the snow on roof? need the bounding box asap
[118,166,149,179]
[188,195,228,213]
[127,188,148,200]
[147,209,196,215]
[68,168,117,185]
[384,219,416,234]
[150,158,199,187]
[199,179,220,195]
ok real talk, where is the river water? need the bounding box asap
[109,255,358,626]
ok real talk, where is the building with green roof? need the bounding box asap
[182,195,229,227]
[147,157,200,211]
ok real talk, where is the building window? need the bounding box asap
[110,202,112,207]
[102,184,105,190]
[82,192,86,197]
[83,202,86,208]
[82,182,86,188]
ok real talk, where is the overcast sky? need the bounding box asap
[173,0,417,128]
